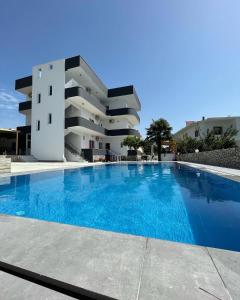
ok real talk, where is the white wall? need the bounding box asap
[102,118,133,130]
[103,136,128,155]
[31,59,65,161]
[106,99,129,109]
[25,112,31,126]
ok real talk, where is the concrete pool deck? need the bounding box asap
[8,161,240,178]
[10,161,106,175]
[0,214,239,300]
[0,161,240,299]
[178,161,240,182]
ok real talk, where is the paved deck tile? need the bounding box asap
[207,247,240,300]
[0,215,146,300]
[138,239,231,300]
[0,271,74,300]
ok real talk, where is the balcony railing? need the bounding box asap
[15,76,32,90]
[16,125,31,134]
[106,108,140,122]
[19,101,32,112]
[65,117,106,135]
[65,117,140,137]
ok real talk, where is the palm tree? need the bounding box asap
[146,118,172,161]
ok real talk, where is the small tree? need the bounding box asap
[122,136,142,150]
[146,119,172,161]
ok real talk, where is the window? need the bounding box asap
[194,130,199,137]
[99,142,103,149]
[121,142,123,148]
[37,93,41,103]
[36,120,40,131]
[213,126,223,135]
[89,140,95,149]
[38,68,42,78]
[49,85,53,96]
[26,134,31,149]
[48,113,52,124]
[86,87,91,94]
[49,64,53,70]
[83,136,85,140]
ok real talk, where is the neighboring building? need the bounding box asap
[0,128,16,155]
[174,116,240,146]
[16,55,141,162]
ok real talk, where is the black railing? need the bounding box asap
[16,125,31,134]
[19,101,32,112]
[65,117,106,135]
[106,128,140,137]
[15,76,32,90]
[106,108,140,122]
[65,87,106,114]
[65,117,140,137]
[82,149,106,162]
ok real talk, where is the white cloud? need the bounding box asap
[0,90,19,110]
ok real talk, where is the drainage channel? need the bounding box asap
[0,261,117,300]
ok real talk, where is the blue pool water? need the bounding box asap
[0,163,240,251]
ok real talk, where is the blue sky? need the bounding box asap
[0,0,240,135]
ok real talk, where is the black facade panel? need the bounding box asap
[106,128,140,137]
[81,149,106,162]
[65,55,80,71]
[19,101,32,112]
[108,85,134,98]
[106,108,140,122]
[65,87,79,99]
[65,117,106,135]
[17,125,31,134]
[15,76,32,90]
[65,117,140,137]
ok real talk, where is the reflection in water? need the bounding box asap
[0,163,240,251]
[172,164,240,251]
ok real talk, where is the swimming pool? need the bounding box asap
[0,163,240,251]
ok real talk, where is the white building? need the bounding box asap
[174,116,240,146]
[16,55,141,162]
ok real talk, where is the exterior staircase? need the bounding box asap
[64,142,86,162]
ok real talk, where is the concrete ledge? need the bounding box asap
[0,156,11,174]
[178,161,240,182]
[0,215,239,299]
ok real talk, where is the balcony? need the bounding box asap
[106,128,140,137]
[65,86,106,115]
[15,76,32,94]
[65,117,140,137]
[65,117,106,136]
[108,85,141,111]
[16,125,31,134]
[106,108,140,123]
[19,101,32,112]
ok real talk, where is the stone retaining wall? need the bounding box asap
[0,156,11,173]
[177,148,240,169]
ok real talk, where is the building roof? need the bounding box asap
[174,116,240,136]
[0,128,16,133]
